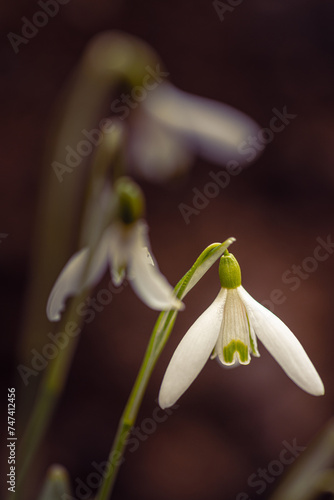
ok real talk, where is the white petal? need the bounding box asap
[128,111,192,182]
[46,231,110,322]
[125,221,183,310]
[239,287,324,396]
[159,289,227,408]
[129,246,183,311]
[144,83,260,166]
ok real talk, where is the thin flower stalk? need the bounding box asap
[95,239,235,500]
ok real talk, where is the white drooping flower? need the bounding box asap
[127,82,260,182]
[159,251,324,408]
[47,178,183,322]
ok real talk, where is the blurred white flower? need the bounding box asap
[127,82,260,182]
[47,176,184,321]
[159,252,324,408]
[47,220,184,322]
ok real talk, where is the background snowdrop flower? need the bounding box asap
[47,178,183,322]
[159,251,324,409]
[127,82,260,182]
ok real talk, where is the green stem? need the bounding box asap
[15,387,58,498]
[95,346,157,500]
[15,291,88,500]
[94,315,185,500]
[96,305,172,500]
[15,128,124,500]
[95,239,235,500]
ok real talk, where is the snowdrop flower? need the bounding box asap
[159,251,324,408]
[47,177,183,322]
[127,82,260,182]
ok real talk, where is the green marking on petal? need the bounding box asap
[246,312,256,355]
[249,334,256,355]
[223,340,249,364]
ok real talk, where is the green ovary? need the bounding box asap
[223,340,249,364]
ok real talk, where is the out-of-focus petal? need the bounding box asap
[46,231,110,322]
[129,245,183,311]
[124,221,183,310]
[159,289,227,409]
[127,111,192,182]
[144,83,260,166]
[239,287,324,396]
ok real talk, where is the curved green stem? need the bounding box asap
[95,238,235,500]
[95,342,157,500]
[15,171,115,500]
[15,290,90,500]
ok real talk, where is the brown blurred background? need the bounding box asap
[1,1,334,499]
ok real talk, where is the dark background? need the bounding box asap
[1,1,334,499]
